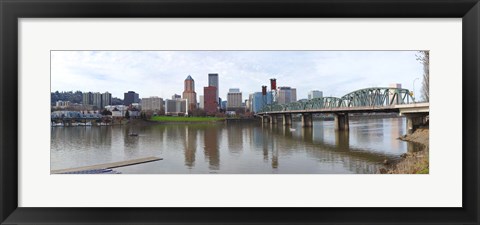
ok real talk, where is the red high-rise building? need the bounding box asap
[204,86,218,116]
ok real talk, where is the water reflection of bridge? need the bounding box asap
[255,121,417,173]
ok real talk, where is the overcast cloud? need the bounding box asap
[51,51,424,101]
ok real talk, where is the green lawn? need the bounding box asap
[150,116,224,122]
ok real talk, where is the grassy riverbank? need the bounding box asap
[150,116,225,122]
[380,128,429,174]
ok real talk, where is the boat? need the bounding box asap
[289,128,296,132]
[128,133,139,137]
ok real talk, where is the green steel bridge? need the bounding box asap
[255,87,429,134]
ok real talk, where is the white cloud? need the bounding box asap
[51,51,424,101]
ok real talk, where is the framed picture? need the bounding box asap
[1,0,478,224]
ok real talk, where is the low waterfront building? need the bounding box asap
[51,110,101,119]
[141,96,164,112]
[165,98,188,116]
[55,100,71,108]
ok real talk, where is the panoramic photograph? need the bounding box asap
[50,50,429,174]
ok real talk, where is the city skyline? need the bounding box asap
[51,51,425,101]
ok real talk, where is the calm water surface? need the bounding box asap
[51,118,420,174]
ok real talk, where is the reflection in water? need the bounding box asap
[312,121,324,143]
[227,124,243,154]
[51,126,113,169]
[51,118,420,174]
[183,127,197,168]
[204,126,220,170]
[123,126,140,158]
[335,131,350,149]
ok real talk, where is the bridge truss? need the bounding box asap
[259,87,415,113]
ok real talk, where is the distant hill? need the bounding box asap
[51,91,124,106]
[112,97,124,105]
[51,91,82,106]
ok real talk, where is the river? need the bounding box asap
[51,117,422,174]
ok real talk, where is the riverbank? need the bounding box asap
[380,128,429,174]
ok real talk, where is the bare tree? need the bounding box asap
[416,51,429,102]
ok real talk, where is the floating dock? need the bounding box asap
[51,156,163,174]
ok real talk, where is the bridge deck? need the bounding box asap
[256,103,429,115]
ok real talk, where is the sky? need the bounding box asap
[51,51,425,101]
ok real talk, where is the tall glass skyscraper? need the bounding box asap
[252,92,273,113]
[208,73,219,105]
[124,91,139,106]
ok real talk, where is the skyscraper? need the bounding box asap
[251,92,273,113]
[172,94,181,100]
[124,91,139,106]
[182,75,197,111]
[199,95,204,109]
[308,90,323,100]
[227,88,242,110]
[102,92,112,107]
[204,86,217,115]
[291,88,297,102]
[389,83,403,104]
[276,87,297,104]
[82,92,93,106]
[92,92,103,110]
[208,73,219,106]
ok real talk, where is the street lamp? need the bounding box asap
[413,77,420,102]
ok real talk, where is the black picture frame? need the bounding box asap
[1,0,479,224]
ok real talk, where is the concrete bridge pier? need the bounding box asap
[301,113,313,127]
[404,113,428,134]
[282,114,292,126]
[334,113,349,131]
[269,115,278,124]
